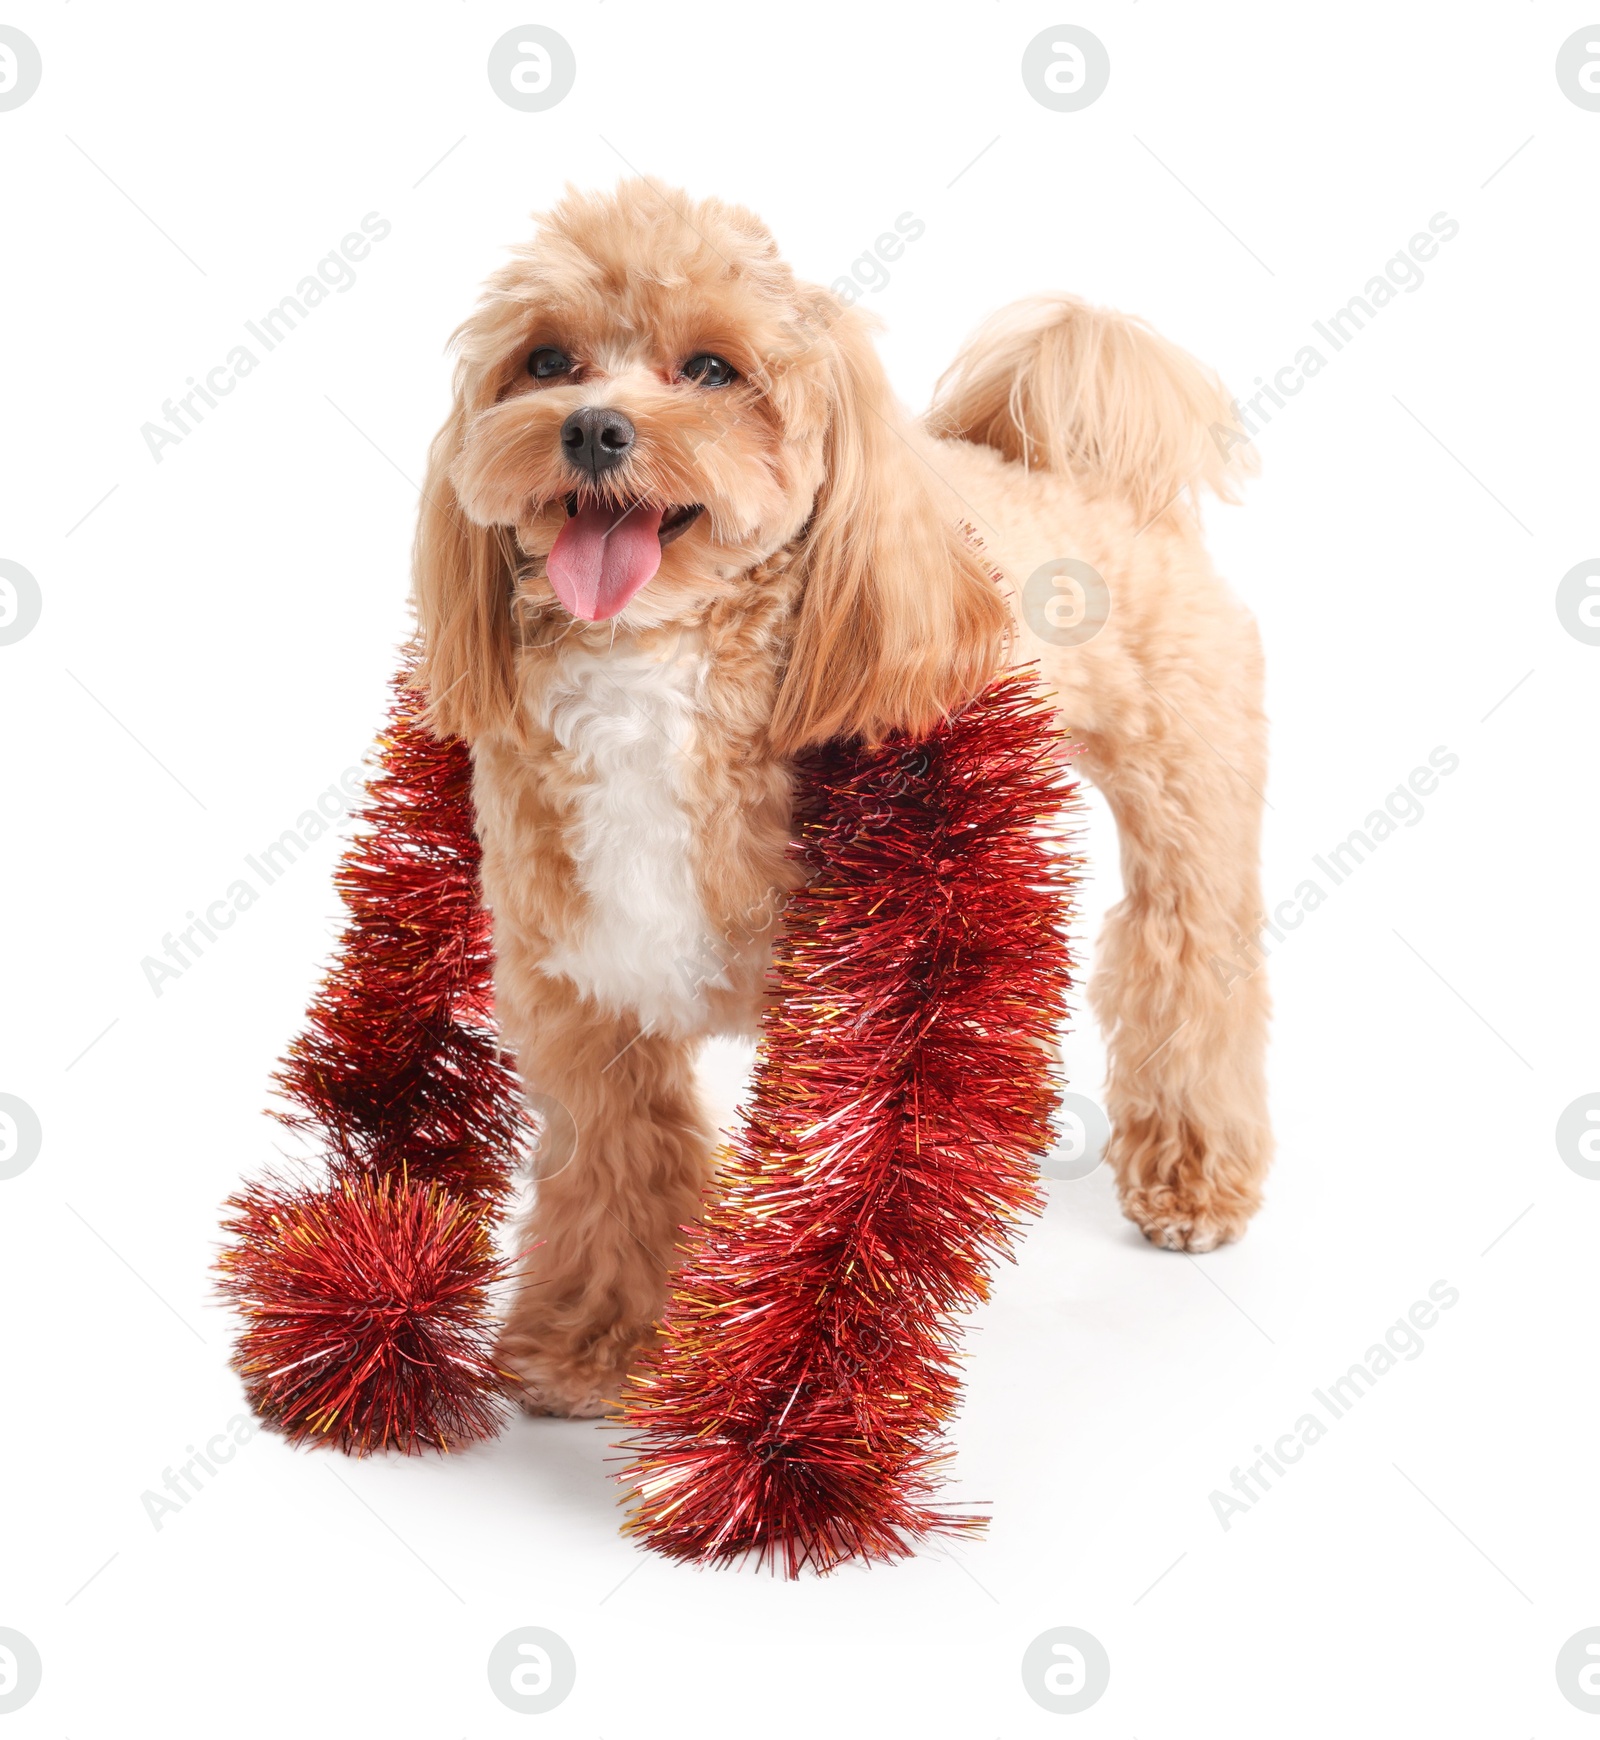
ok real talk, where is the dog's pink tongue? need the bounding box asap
[546,502,666,620]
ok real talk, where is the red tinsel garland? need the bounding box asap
[216,655,530,1454]
[217,650,1077,1557]
[615,671,1077,1575]
[271,677,526,1202]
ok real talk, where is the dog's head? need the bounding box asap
[414,179,1007,751]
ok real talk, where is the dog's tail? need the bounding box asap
[927,295,1257,525]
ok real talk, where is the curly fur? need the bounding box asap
[411,179,1271,1414]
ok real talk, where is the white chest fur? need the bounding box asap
[529,638,726,1035]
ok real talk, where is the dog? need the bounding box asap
[412,180,1271,1417]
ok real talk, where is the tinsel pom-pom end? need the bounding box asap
[217,1172,512,1456]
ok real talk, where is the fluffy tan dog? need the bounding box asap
[413,180,1270,1417]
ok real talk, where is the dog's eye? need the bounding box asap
[680,353,738,389]
[528,347,573,380]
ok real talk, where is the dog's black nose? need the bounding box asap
[560,405,635,479]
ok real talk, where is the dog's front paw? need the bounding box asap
[509,1377,618,1420]
[494,1329,637,1420]
[498,1356,620,1419]
[1120,1182,1256,1253]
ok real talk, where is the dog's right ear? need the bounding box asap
[412,379,520,742]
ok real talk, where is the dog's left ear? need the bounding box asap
[768,298,1010,755]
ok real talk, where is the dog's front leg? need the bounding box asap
[491,970,713,1417]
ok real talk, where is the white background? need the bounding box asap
[3,3,1597,1734]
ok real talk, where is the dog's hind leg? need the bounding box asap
[929,292,1272,1250]
[491,972,713,1417]
[1077,604,1273,1253]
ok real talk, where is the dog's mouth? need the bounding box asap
[546,495,705,621]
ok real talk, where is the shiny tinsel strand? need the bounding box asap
[216,652,527,1453]
[616,670,1078,1575]
[272,665,530,1201]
